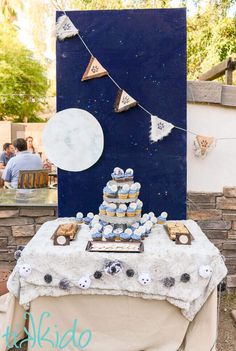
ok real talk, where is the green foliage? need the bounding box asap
[0,24,48,122]
[187,1,236,79]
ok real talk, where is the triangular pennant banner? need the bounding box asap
[81,56,108,81]
[150,115,174,142]
[56,15,79,40]
[194,135,215,157]
[114,89,138,113]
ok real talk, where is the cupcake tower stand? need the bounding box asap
[100,179,141,227]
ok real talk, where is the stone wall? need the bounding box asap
[0,207,57,275]
[187,187,236,289]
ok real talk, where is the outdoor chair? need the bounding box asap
[17,169,49,189]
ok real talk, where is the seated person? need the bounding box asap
[0,143,15,169]
[0,143,15,187]
[2,138,43,188]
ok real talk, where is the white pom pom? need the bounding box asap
[125,168,134,175]
[129,202,137,210]
[111,185,118,192]
[18,264,32,278]
[199,265,213,279]
[125,228,132,235]
[138,272,151,286]
[76,212,83,219]
[134,228,142,235]
[130,183,137,190]
[122,184,130,191]
[76,276,91,290]
[87,212,94,219]
[93,215,100,221]
[134,182,141,189]
[109,203,117,210]
[148,212,155,218]
[161,211,168,218]
[104,227,113,234]
[119,204,127,210]
[114,228,123,235]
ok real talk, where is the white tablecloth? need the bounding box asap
[7,219,226,321]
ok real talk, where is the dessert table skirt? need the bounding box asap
[0,290,217,351]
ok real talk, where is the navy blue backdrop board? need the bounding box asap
[56,8,186,219]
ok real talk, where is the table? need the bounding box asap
[0,188,57,206]
[5,219,227,351]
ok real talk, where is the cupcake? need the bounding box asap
[134,182,141,196]
[157,212,168,224]
[139,225,146,240]
[144,220,153,236]
[111,167,125,181]
[120,228,132,241]
[129,184,138,199]
[140,213,149,225]
[91,231,102,241]
[99,201,107,215]
[92,222,103,232]
[103,227,115,241]
[151,216,158,225]
[106,184,118,198]
[106,203,117,217]
[127,203,137,217]
[114,228,123,241]
[131,222,140,231]
[103,186,110,197]
[131,228,142,242]
[148,212,155,219]
[75,212,83,224]
[124,168,134,181]
[84,212,94,225]
[116,204,127,217]
[118,184,130,199]
[136,200,143,215]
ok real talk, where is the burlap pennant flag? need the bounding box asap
[194,135,215,157]
[150,115,174,142]
[56,15,78,40]
[114,89,138,113]
[82,57,108,81]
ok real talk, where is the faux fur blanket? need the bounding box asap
[7,219,227,321]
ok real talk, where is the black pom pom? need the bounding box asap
[180,273,190,283]
[14,250,22,260]
[217,281,226,292]
[163,277,175,288]
[94,271,102,279]
[126,269,135,277]
[59,278,70,290]
[44,274,53,284]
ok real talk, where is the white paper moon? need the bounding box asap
[43,108,104,172]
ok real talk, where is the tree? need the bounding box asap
[0,24,48,122]
[187,1,236,79]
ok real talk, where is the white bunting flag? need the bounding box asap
[150,115,174,142]
[82,56,108,81]
[114,89,138,113]
[56,15,79,40]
